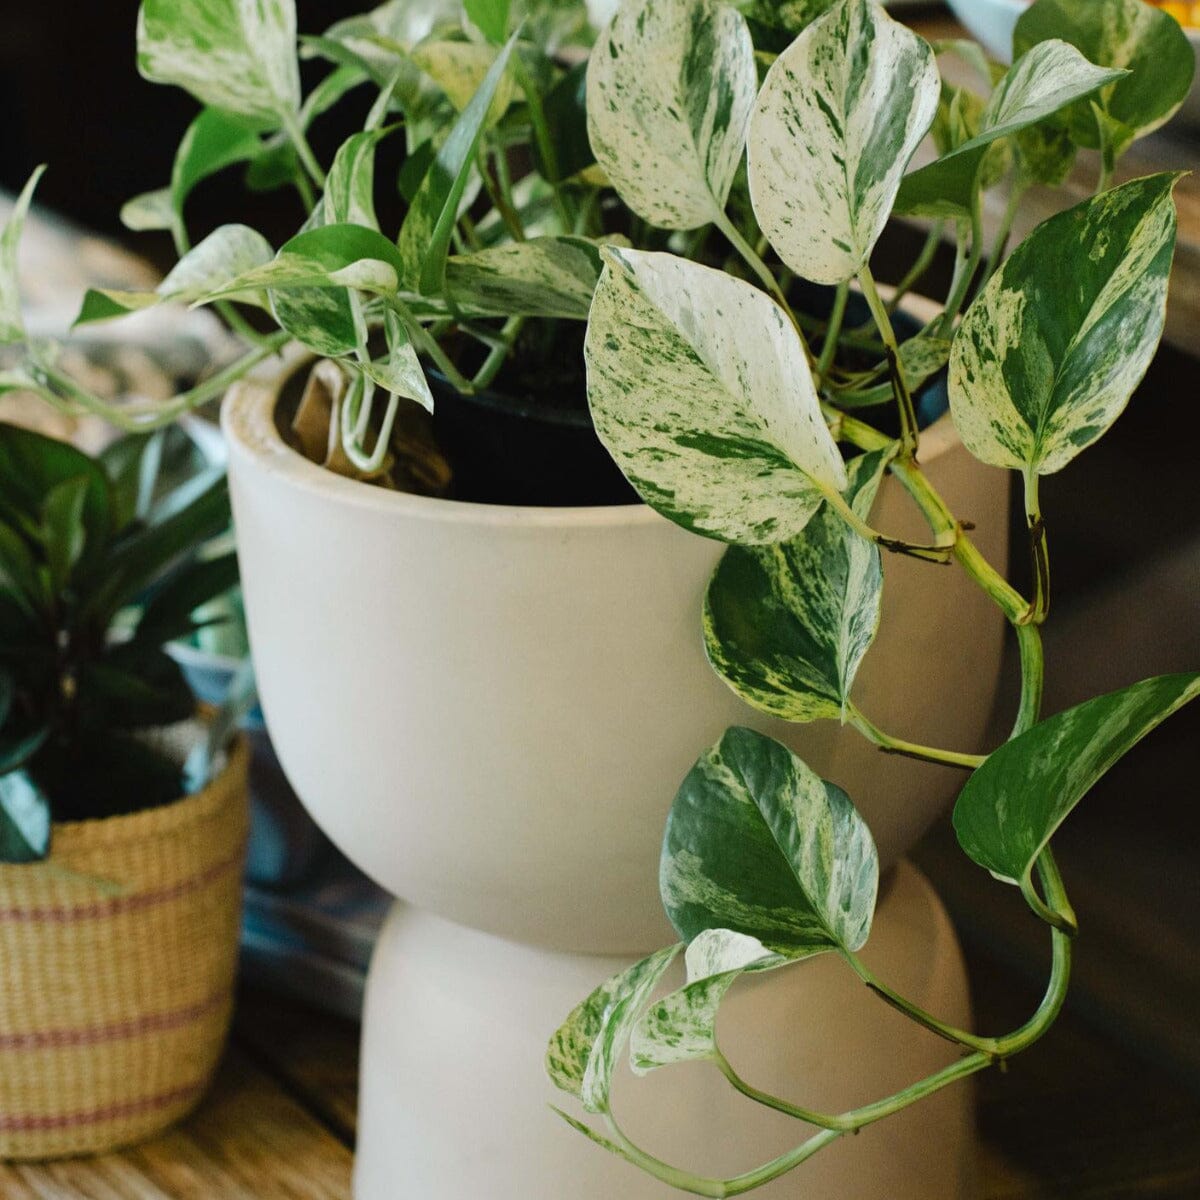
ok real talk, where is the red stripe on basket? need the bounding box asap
[0,1081,206,1133]
[0,989,231,1051]
[0,849,242,922]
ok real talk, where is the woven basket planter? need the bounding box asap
[0,736,250,1160]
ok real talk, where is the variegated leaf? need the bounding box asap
[546,944,681,1113]
[954,674,1200,889]
[661,727,879,956]
[586,0,757,230]
[747,0,938,284]
[1015,0,1195,153]
[316,0,461,80]
[120,188,177,234]
[0,167,45,345]
[704,449,888,723]
[319,129,393,230]
[630,930,788,1074]
[896,40,1124,219]
[549,1108,636,1166]
[357,309,434,412]
[397,34,518,295]
[585,248,846,544]
[899,334,952,389]
[137,0,301,126]
[949,174,1179,475]
[409,40,516,127]
[76,225,275,325]
[445,236,607,319]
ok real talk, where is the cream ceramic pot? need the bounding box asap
[222,370,1007,956]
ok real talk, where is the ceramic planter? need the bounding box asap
[223,344,1006,1197]
[0,737,249,1160]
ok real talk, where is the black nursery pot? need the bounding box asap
[429,372,639,508]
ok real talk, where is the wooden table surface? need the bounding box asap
[3,938,1198,1199]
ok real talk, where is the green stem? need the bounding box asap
[480,146,526,242]
[816,282,849,385]
[33,332,291,431]
[511,53,573,231]
[819,483,954,564]
[858,264,918,456]
[887,222,945,314]
[939,195,984,334]
[386,297,476,395]
[1024,468,1050,625]
[714,1052,852,1131]
[1012,621,1045,738]
[849,707,985,771]
[982,181,1026,286]
[473,315,524,389]
[283,112,327,189]
[1094,104,1116,196]
[1020,846,1079,936]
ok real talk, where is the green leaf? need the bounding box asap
[120,188,177,234]
[0,728,50,776]
[135,552,240,647]
[0,671,10,727]
[77,651,195,730]
[1015,0,1195,153]
[0,166,46,344]
[397,33,518,295]
[101,432,165,529]
[586,0,756,230]
[661,726,879,956]
[748,0,938,284]
[585,247,845,544]
[533,62,593,184]
[321,128,394,229]
[137,0,301,126]
[409,40,517,127]
[954,674,1200,889]
[546,944,681,1113]
[896,40,1125,219]
[949,174,1179,475]
[0,770,51,862]
[444,236,608,319]
[704,449,887,722]
[355,309,434,412]
[630,929,788,1074]
[465,0,510,43]
[40,476,91,593]
[76,224,275,325]
[172,108,265,225]
[0,520,42,616]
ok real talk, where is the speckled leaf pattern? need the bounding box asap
[747,0,938,284]
[586,0,757,230]
[397,35,517,294]
[137,0,301,126]
[409,41,516,128]
[704,449,888,722]
[585,248,846,544]
[896,40,1124,218]
[546,944,681,1113]
[631,930,788,1074]
[322,130,388,229]
[949,174,1179,475]
[445,237,608,319]
[1015,0,1195,151]
[358,309,434,412]
[899,335,952,389]
[954,674,1200,888]
[661,727,878,956]
[0,167,45,345]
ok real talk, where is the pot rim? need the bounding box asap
[221,292,965,530]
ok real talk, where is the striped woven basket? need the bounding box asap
[0,736,250,1160]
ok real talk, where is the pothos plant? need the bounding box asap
[534,0,1199,1195]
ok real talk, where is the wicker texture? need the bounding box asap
[0,738,250,1160]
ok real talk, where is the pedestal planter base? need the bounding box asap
[355,860,978,1200]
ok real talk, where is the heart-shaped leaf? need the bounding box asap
[137,0,301,127]
[954,674,1200,890]
[0,770,51,863]
[896,40,1125,218]
[445,236,608,319]
[661,726,879,956]
[630,930,788,1074]
[747,0,938,284]
[949,173,1179,475]
[546,944,681,1113]
[355,309,434,412]
[397,34,518,295]
[585,248,846,544]
[0,167,46,345]
[1015,0,1195,153]
[704,449,888,722]
[586,0,756,230]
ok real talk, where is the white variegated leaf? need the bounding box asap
[0,167,45,345]
[585,248,846,544]
[445,236,608,319]
[322,130,389,229]
[546,945,681,1113]
[137,0,302,126]
[630,930,787,1074]
[358,310,434,412]
[586,0,757,230]
[704,449,888,723]
[661,728,879,955]
[949,174,1178,475]
[747,0,938,284]
[409,40,516,127]
[120,187,176,234]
